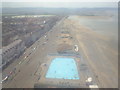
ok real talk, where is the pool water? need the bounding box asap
[46,57,79,79]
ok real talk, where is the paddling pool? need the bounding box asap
[46,57,79,79]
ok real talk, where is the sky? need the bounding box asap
[2,0,119,8]
[2,0,119,2]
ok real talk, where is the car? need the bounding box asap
[1,76,9,83]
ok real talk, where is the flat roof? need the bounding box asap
[2,39,22,53]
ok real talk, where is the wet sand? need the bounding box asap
[67,16,118,88]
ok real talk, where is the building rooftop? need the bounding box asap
[2,39,22,53]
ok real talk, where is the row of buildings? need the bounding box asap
[2,15,63,70]
[2,39,25,69]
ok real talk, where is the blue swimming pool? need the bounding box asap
[46,57,79,79]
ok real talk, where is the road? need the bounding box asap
[2,16,118,88]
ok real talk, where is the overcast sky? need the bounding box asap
[2,0,118,8]
[2,0,119,2]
